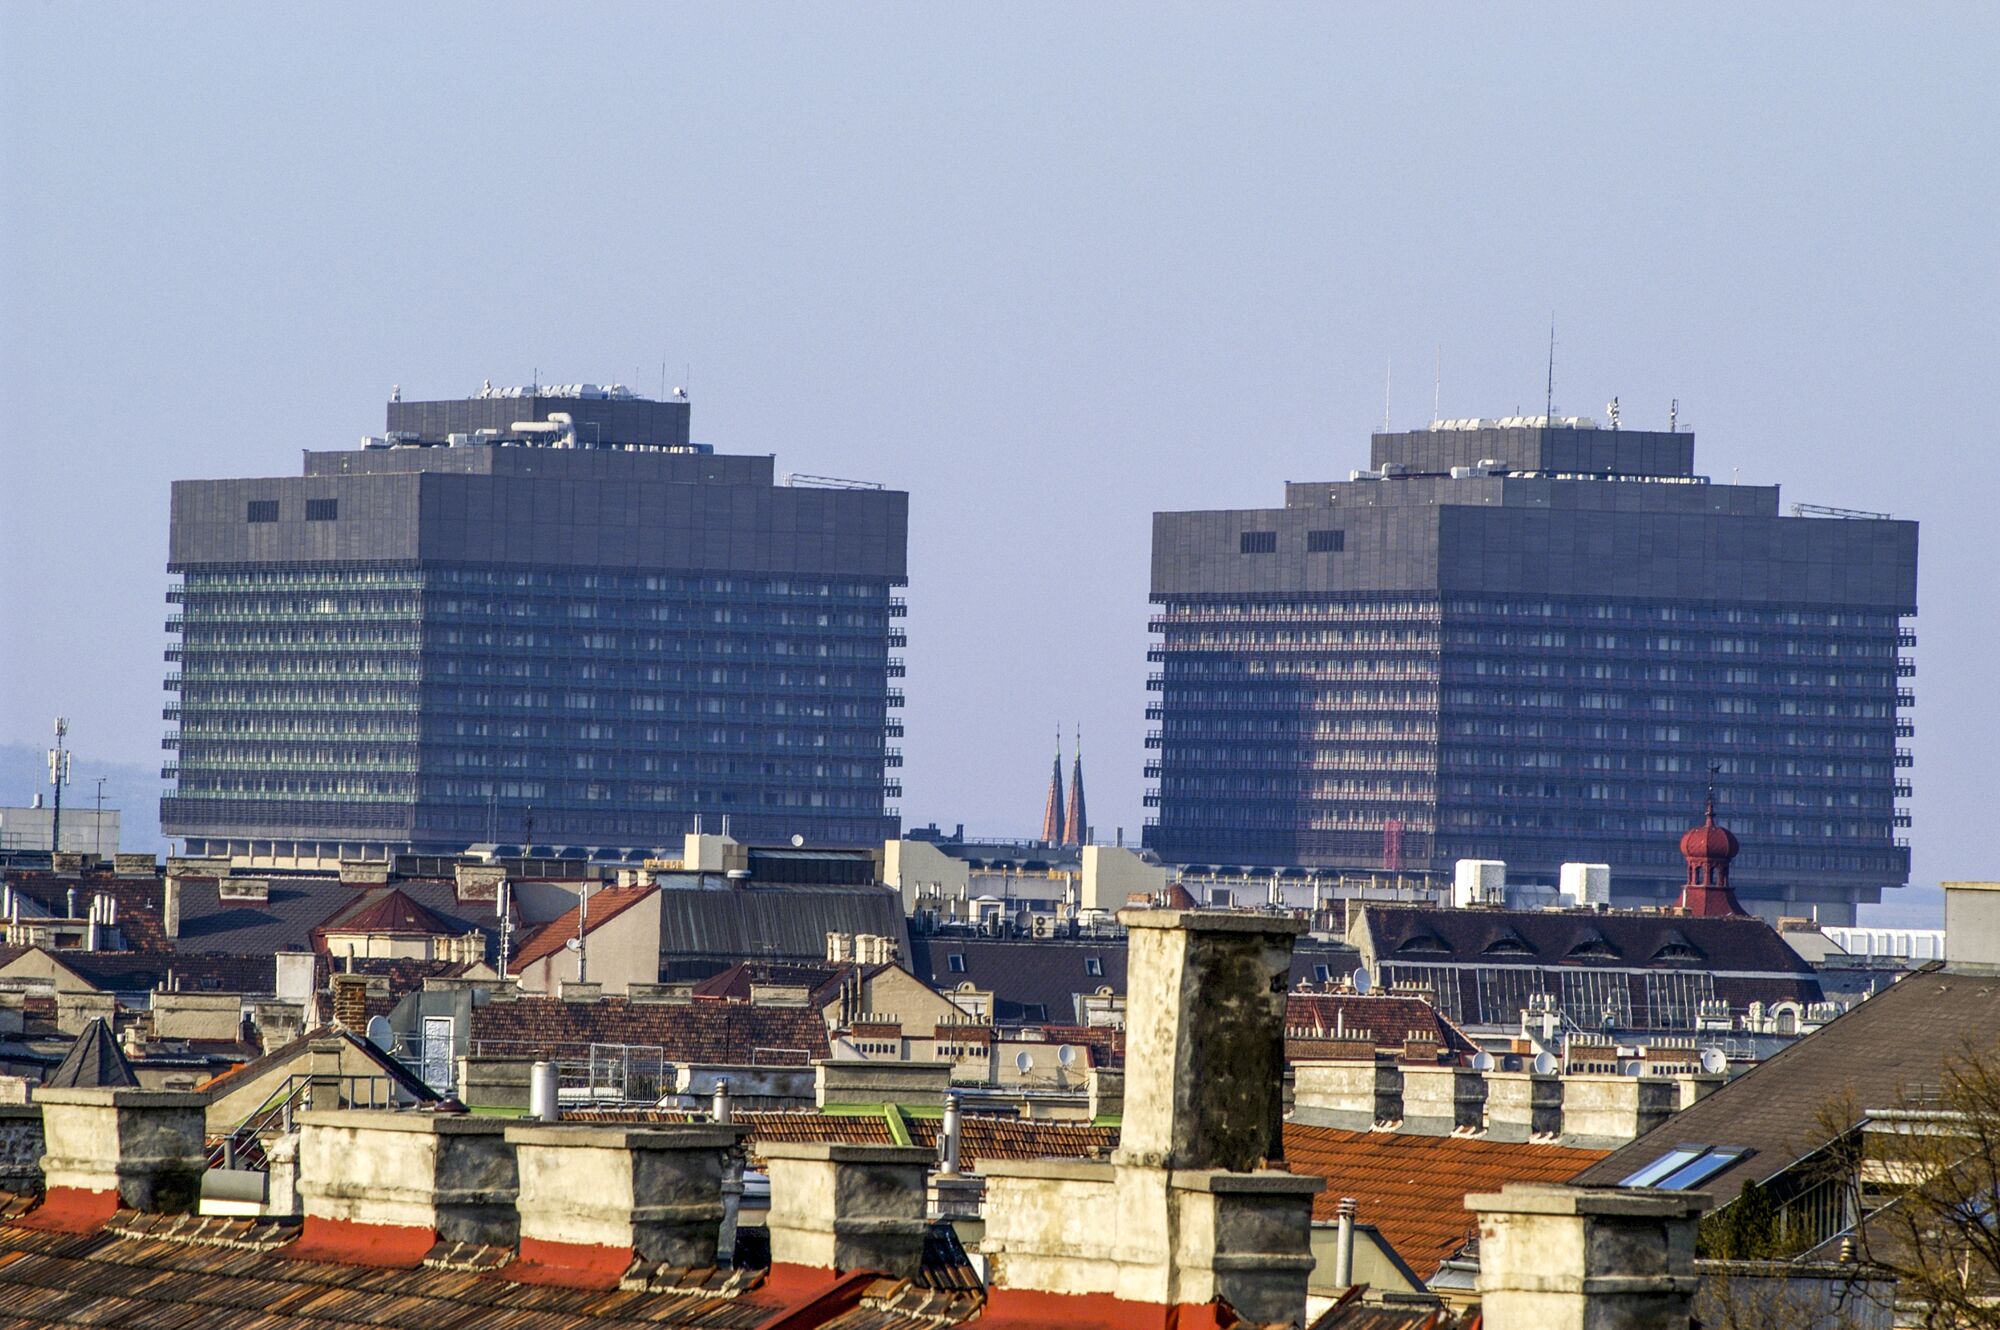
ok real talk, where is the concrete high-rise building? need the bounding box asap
[1145,417,1918,922]
[163,383,907,864]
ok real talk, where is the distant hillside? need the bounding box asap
[0,743,166,855]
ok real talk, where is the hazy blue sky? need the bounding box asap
[3,6,1992,924]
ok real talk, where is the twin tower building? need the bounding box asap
[164,386,1916,923]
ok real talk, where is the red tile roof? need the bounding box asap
[906,1116,1119,1170]
[469,994,830,1065]
[1281,1122,1610,1280]
[510,885,657,973]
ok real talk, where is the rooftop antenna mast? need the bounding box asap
[1543,315,1556,425]
[1432,345,1442,426]
[47,718,71,856]
[1382,358,1392,433]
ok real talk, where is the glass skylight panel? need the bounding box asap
[1655,1148,1745,1190]
[1619,1148,1704,1188]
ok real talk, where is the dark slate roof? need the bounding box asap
[903,934,1360,1026]
[0,869,168,951]
[46,1017,138,1088]
[653,879,907,967]
[34,950,277,997]
[170,877,498,956]
[1356,904,1815,975]
[469,995,831,1065]
[1573,964,2000,1208]
[1284,993,1479,1058]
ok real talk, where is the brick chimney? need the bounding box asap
[503,1123,745,1286]
[981,909,1321,1326]
[762,1141,932,1281]
[330,973,369,1030]
[290,1110,518,1266]
[29,1089,207,1231]
[1467,1184,1706,1330]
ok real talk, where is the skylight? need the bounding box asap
[1619,1145,1748,1190]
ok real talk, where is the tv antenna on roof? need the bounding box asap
[1543,314,1556,425]
[1382,358,1392,433]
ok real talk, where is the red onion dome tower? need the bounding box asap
[1678,780,1745,917]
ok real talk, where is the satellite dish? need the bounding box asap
[1470,1051,1494,1072]
[1532,1052,1558,1076]
[1351,967,1373,996]
[564,937,581,952]
[1621,1060,1645,1077]
[791,833,805,847]
[1056,1044,1077,1068]
[1699,1047,1727,1075]
[1014,1050,1035,1075]
[364,1016,395,1051]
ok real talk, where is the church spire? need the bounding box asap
[1063,727,1088,847]
[1040,731,1065,845]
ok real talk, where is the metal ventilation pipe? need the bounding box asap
[1334,1196,1358,1287]
[712,1076,732,1125]
[940,1091,963,1175]
[530,1060,559,1122]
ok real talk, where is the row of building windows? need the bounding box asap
[244,499,339,523]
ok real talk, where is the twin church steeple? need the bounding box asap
[1039,729,1089,847]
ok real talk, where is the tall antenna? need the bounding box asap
[1543,315,1556,425]
[1432,345,1442,426]
[47,717,70,855]
[1382,358,1392,433]
[1669,398,1680,433]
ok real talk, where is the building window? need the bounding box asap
[947,954,967,973]
[1240,531,1277,554]
[1085,956,1103,977]
[306,498,339,521]
[1307,529,1345,552]
[246,500,279,523]
[1313,964,1332,983]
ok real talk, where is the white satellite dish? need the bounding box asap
[364,1015,395,1051]
[565,937,581,952]
[1470,1051,1494,1072]
[1014,1050,1035,1075]
[1532,1052,1558,1076]
[1056,1044,1077,1068]
[1350,967,1372,996]
[791,833,806,847]
[1699,1046,1727,1075]
[1621,1060,1645,1077]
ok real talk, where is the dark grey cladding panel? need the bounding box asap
[1152,499,1916,608]
[1150,506,1443,597]
[1435,506,1918,608]
[416,474,909,578]
[1286,476,1781,518]
[1369,427,1695,477]
[168,475,423,567]
[303,446,775,485]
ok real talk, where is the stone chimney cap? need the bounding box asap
[1464,1182,1709,1218]
[295,1109,507,1136]
[35,1087,206,1109]
[1117,908,1307,936]
[503,1123,745,1150]
[759,1141,934,1165]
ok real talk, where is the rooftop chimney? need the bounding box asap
[291,1111,518,1266]
[762,1141,932,1282]
[1468,1184,1706,1330]
[30,1088,207,1231]
[981,909,1321,1325]
[504,1123,745,1286]
[1943,880,2000,970]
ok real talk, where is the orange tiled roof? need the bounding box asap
[1281,1122,1610,1280]
[906,1115,1118,1170]
[509,885,657,973]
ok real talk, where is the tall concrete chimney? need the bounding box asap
[982,909,1321,1326]
[31,1089,208,1230]
[504,1123,745,1284]
[762,1141,933,1281]
[1467,1183,1706,1330]
[290,1111,518,1265]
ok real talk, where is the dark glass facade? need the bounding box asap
[1145,422,1918,919]
[163,389,907,860]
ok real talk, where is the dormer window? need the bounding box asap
[1396,933,1450,956]
[1567,929,1621,961]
